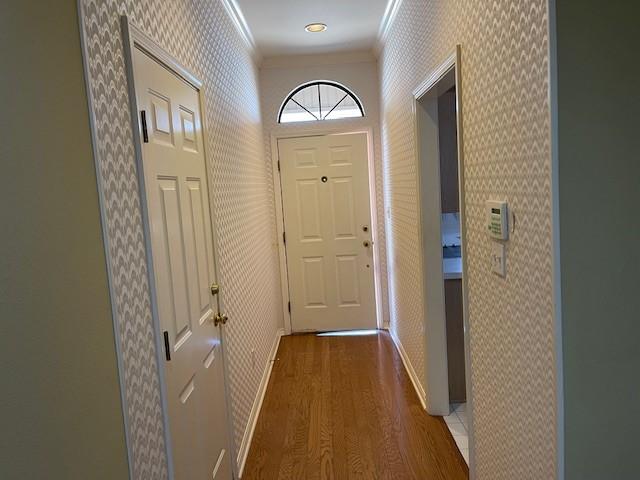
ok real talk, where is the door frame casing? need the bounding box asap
[412,45,476,476]
[270,127,383,334]
[120,16,238,479]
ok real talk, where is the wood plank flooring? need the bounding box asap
[242,331,469,480]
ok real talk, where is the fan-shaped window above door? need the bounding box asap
[278,81,365,124]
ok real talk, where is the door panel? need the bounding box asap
[330,177,357,239]
[180,107,198,152]
[279,133,376,331]
[294,148,318,167]
[149,90,174,145]
[336,255,361,306]
[329,145,353,166]
[302,256,328,307]
[157,177,192,347]
[296,180,323,241]
[132,46,232,480]
[185,179,212,317]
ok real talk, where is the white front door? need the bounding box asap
[132,47,232,479]
[279,133,376,332]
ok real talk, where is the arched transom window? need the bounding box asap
[278,81,365,124]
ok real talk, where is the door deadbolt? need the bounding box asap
[363,225,369,232]
[363,241,371,248]
[210,283,220,296]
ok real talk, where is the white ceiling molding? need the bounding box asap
[375,0,403,55]
[219,0,261,61]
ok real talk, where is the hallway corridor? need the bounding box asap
[243,332,468,479]
[6,1,639,478]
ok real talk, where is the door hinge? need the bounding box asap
[140,110,149,143]
[163,331,171,361]
[283,231,286,244]
[288,301,291,313]
[277,160,281,172]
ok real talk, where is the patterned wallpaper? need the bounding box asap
[379,1,557,478]
[78,0,283,477]
[259,58,390,327]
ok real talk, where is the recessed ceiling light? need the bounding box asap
[305,23,327,33]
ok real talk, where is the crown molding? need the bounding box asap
[219,0,261,62]
[375,0,403,55]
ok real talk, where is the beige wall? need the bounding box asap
[378,1,558,478]
[259,52,390,327]
[0,2,129,479]
[556,1,640,478]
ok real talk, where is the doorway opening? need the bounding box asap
[272,130,382,334]
[414,46,473,468]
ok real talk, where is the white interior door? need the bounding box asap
[279,133,376,332]
[132,47,232,480]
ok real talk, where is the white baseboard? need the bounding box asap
[236,327,284,478]
[389,330,427,410]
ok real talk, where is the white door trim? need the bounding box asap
[412,45,476,477]
[270,127,383,334]
[120,16,238,479]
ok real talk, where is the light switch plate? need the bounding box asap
[491,241,506,277]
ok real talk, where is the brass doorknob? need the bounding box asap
[363,241,371,248]
[214,313,229,327]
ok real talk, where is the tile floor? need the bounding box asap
[444,403,469,464]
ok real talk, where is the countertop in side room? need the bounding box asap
[443,257,462,280]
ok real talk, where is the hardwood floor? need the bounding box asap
[242,331,469,480]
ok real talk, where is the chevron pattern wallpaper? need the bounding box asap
[78,1,283,477]
[379,1,557,478]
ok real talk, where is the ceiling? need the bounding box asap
[235,0,389,57]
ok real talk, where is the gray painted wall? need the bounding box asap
[0,2,129,478]
[556,2,640,478]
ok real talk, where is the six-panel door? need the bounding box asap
[279,133,376,332]
[133,46,232,479]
